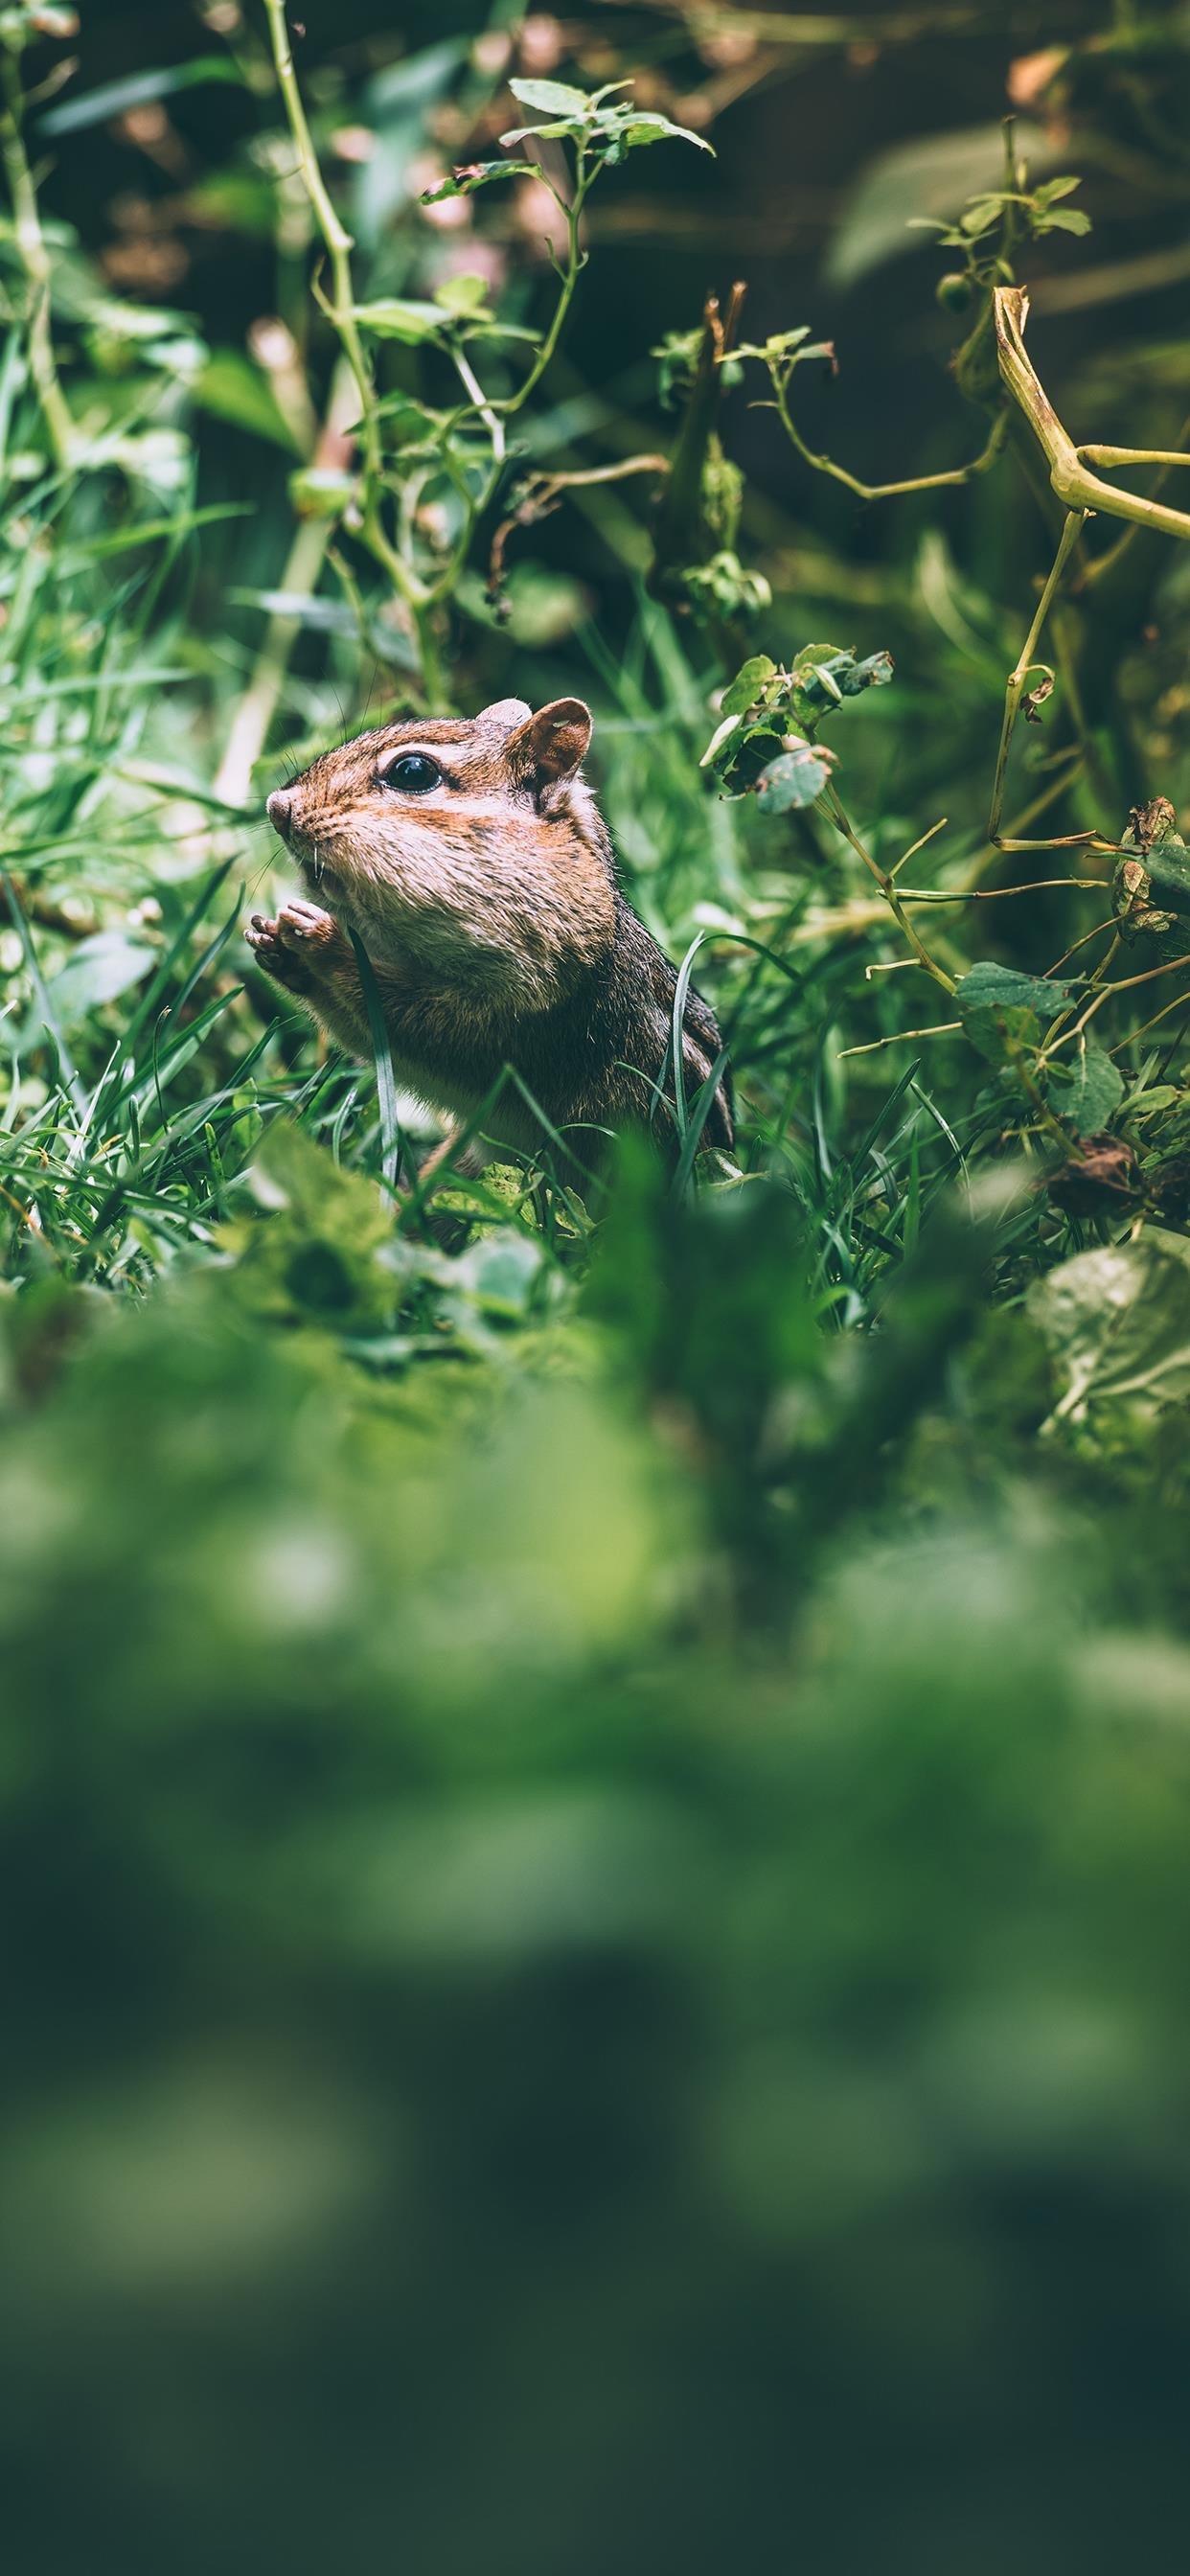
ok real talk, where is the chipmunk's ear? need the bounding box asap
[506,698,592,793]
[478,697,532,734]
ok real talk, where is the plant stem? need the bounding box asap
[994,287,1190,542]
[262,0,373,473]
[837,1023,963,1058]
[0,44,73,472]
[897,876,1108,903]
[262,0,448,699]
[986,506,1088,847]
[1040,953,1190,1060]
[821,785,957,992]
[215,515,331,812]
[496,160,591,417]
[773,370,1007,502]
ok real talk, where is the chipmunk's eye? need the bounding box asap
[379,750,441,794]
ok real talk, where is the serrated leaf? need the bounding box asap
[195,351,302,454]
[961,196,1005,234]
[754,741,835,811]
[790,642,894,721]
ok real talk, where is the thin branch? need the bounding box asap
[986,505,1087,847]
[897,876,1108,904]
[821,785,957,992]
[773,371,1007,504]
[488,452,668,597]
[1040,953,1190,1061]
[836,1022,963,1058]
[994,287,1190,543]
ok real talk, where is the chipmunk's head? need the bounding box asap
[266,697,614,1004]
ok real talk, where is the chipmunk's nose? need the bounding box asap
[267,787,292,839]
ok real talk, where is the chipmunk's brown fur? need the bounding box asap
[248,695,732,1177]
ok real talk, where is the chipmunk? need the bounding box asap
[248,695,733,1178]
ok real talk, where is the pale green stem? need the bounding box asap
[262,0,449,698]
[994,287,1190,541]
[0,45,73,471]
[821,784,957,993]
[1039,953,1190,1061]
[986,506,1088,848]
[773,370,1007,502]
[1079,446,1190,471]
[215,514,332,812]
[494,162,590,419]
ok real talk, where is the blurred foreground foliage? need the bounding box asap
[7,1139,1190,2568]
[5,1,1190,2566]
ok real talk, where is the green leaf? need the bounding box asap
[420,161,537,202]
[1041,207,1091,236]
[350,299,446,344]
[1029,1233,1190,1435]
[720,656,777,717]
[956,960,1074,1064]
[824,119,1051,287]
[1049,1039,1125,1138]
[287,466,356,521]
[507,77,591,116]
[790,642,894,720]
[195,352,302,454]
[229,589,360,636]
[754,741,835,811]
[350,933,404,1195]
[41,932,157,1030]
[619,113,714,154]
[433,273,492,317]
[38,57,243,137]
[365,393,441,447]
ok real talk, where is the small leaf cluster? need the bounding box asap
[701,643,894,808]
[913,172,1090,257]
[652,326,744,410]
[498,75,713,165]
[731,324,837,400]
[954,959,1124,1143]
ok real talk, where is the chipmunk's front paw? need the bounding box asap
[246,898,340,990]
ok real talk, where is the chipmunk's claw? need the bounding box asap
[276,896,337,946]
[246,898,339,989]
